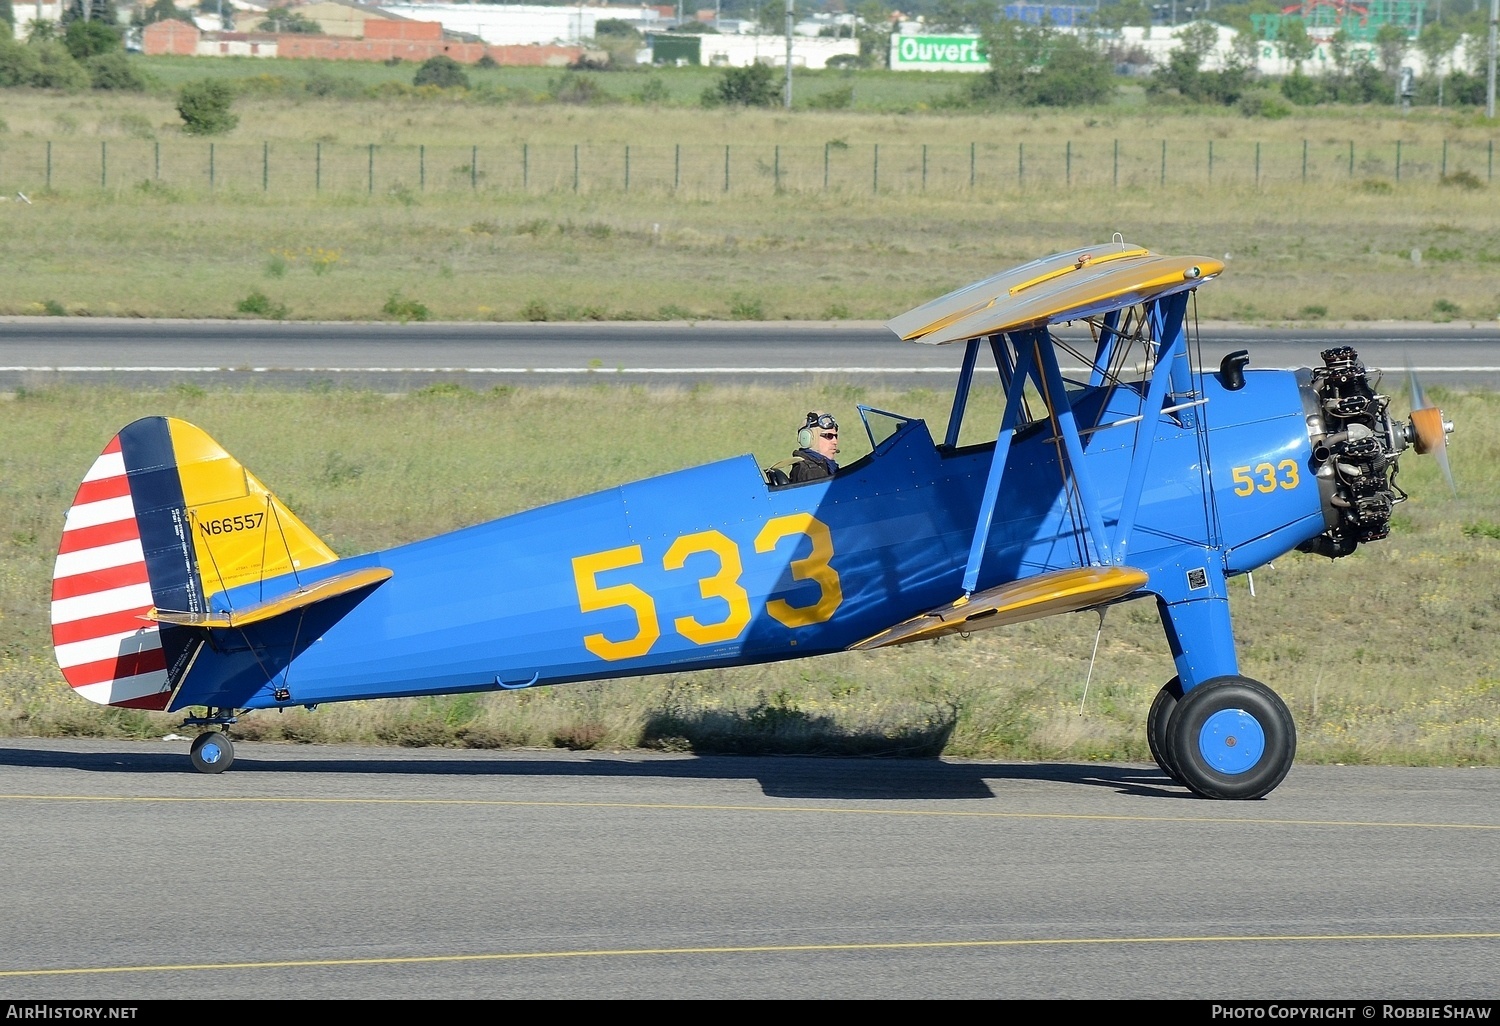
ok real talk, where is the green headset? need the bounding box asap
[798,412,838,449]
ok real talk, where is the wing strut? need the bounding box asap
[959,337,1035,595]
[1111,291,1190,564]
[943,337,982,451]
[1030,325,1114,569]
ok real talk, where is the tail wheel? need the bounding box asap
[1166,676,1295,800]
[1146,677,1184,783]
[190,731,235,774]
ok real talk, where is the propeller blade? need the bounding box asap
[1405,361,1456,495]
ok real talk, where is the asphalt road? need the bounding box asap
[1,738,1497,1000]
[3,319,1498,391]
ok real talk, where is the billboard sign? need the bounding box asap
[889,34,989,72]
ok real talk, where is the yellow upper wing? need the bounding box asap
[889,243,1224,346]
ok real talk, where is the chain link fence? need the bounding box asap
[2,138,1495,196]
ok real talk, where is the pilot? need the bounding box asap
[788,411,840,483]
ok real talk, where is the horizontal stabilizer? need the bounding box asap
[151,566,393,629]
[848,566,1148,650]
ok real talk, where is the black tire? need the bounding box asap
[190,731,234,774]
[1146,676,1184,783]
[1166,676,1295,800]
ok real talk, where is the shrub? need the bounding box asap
[1441,170,1484,191]
[177,78,238,135]
[804,85,853,110]
[22,39,90,91]
[236,290,288,319]
[1237,90,1292,119]
[703,62,780,107]
[382,291,428,322]
[86,51,145,91]
[413,55,468,89]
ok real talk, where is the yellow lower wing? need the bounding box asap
[849,566,1148,650]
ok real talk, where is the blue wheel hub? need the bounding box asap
[200,740,225,764]
[1196,708,1266,775]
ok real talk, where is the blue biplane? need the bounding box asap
[51,240,1453,797]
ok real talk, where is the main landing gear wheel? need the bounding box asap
[1146,676,1185,784]
[190,731,235,774]
[1166,676,1295,800]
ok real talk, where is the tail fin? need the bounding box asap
[52,417,338,709]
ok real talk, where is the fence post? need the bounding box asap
[471,145,477,190]
[1160,139,1166,186]
[263,141,268,192]
[1208,139,1213,183]
[873,143,879,193]
[824,141,829,190]
[368,143,374,195]
[1441,139,1447,178]
[1349,140,1354,177]
[154,140,160,180]
[1113,139,1118,188]
[626,144,631,192]
[100,141,106,189]
[523,143,528,191]
[46,141,52,190]
[723,145,729,192]
[922,144,927,191]
[1302,139,1307,183]
[209,142,215,191]
[674,143,680,191]
[1065,140,1070,186]
[1018,142,1023,185]
[1255,142,1260,185]
[970,141,975,188]
[420,144,425,191]
[774,144,779,191]
[315,142,321,193]
[575,144,580,193]
[1396,140,1401,182]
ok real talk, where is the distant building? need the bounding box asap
[140,14,585,64]
[375,3,673,46]
[649,31,858,69]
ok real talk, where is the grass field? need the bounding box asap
[2,79,1499,323]
[2,382,1497,767]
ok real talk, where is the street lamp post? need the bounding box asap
[784,0,793,109]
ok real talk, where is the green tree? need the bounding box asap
[136,0,191,25]
[1089,0,1150,30]
[62,0,119,27]
[1415,21,1457,83]
[258,7,322,33]
[1,0,14,36]
[593,18,639,39]
[971,20,1114,107]
[703,60,780,106]
[1374,23,1408,80]
[176,77,238,135]
[1274,17,1315,73]
[413,54,469,88]
[63,17,120,59]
